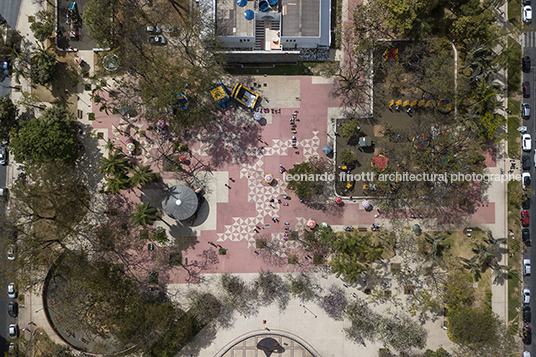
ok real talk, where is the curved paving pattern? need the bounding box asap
[219,332,317,357]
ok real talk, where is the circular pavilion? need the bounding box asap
[161,185,199,221]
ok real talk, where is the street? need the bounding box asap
[523,16,536,357]
[0,2,18,351]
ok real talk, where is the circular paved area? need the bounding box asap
[220,332,317,357]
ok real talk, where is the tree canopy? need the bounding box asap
[30,46,57,85]
[9,107,79,164]
[0,95,18,142]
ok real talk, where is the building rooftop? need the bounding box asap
[281,0,319,37]
[217,0,255,36]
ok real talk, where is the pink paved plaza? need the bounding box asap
[92,76,498,283]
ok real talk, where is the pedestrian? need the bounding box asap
[278,199,282,204]
[374,214,379,218]
[419,214,423,218]
[270,198,275,202]
[283,202,289,206]
[258,136,262,141]
[224,183,231,188]
[411,213,415,218]
[229,177,235,182]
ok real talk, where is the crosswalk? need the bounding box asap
[523,31,536,47]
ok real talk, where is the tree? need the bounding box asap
[219,273,257,316]
[8,162,90,290]
[30,10,55,42]
[255,270,289,309]
[82,0,118,47]
[99,150,130,176]
[339,148,357,166]
[448,306,497,345]
[443,269,475,309]
[344,298,378,342]
[287,273,318,302]
[286,157,330,198]
[376,314,427,351]
[130,164,158,188]
[340,118,361,138]
[9,107,78,164]
[103,174,131,194]
[30,45,57,85]
[421,233,447,264]
[0,95,18,142]
[130,202,159,228]
[318,285,347,320]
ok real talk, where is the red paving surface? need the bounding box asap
[91,76,499,283]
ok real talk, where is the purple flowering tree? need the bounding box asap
[318,285,348,320]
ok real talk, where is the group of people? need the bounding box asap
[290,111,299,151]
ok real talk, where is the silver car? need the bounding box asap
[7,283,16,299]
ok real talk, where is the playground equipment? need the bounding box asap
[231,83,260,109]
[209,82,231,109]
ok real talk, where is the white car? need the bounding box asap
[524,259,532,275]
[8,324,18,338]
[524,288,531,304]
[524,350,531,357]
[524,5,533,22]
[523,133,532,151]
[7,283,16,299]
[523,172,532,189]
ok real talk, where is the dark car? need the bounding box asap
[523,228,531,245]
[524,326,532,344]
[525,0,532,6]
[524,197,532,209]
[8,302,17,317]
[523,210,530,227]
[524,81,531,98]
[525,306,532,323]
[524,156,531,170]
[524,56,532,72]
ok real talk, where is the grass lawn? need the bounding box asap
[509,0,521,24]
[507,37,521,93]
[507,210,522,330]
[508,116,521,159]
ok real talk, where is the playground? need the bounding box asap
[334,39,456,197]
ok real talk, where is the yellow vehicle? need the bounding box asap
[231,83,260,109]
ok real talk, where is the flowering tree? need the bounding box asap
[318,285,347,320]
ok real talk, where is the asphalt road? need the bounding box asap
[522,17,536,356]
[0,163,8,354]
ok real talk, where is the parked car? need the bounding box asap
[524,326,532,344]
[524,56,532,72]
[7,283,16,299]
[8,324,18,338]
[0,148,7,166]
[524,259,532,275]
[523,133,532,151]
[525,306,532,323]
[524,81,531,97]
[524,5,533,22]
[525,0,532,6]
[1,60,8,78]
[7,302,17,317]
[148,36,167,45]
[523,228,531,245]
[523,172,532,189]
[8,342,14,355]
[524,156,531,170]
[6,244,15,260]
[524,351,531,357]
[146,26,161,34]
[525,288,532,304]
[523,210,530,227]
[524,198,532,209]
[524,102,531,119]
